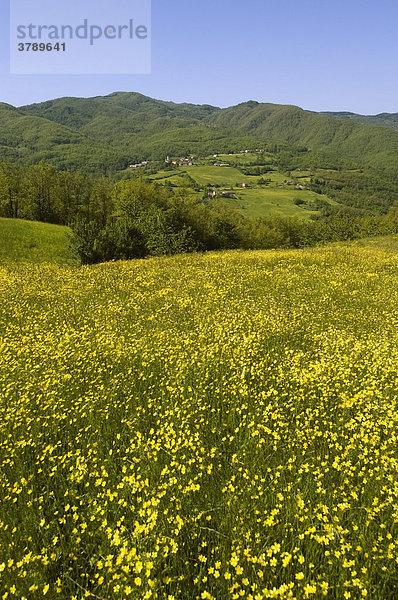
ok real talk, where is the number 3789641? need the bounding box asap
[18,42,66,51]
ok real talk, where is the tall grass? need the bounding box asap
[1,240,398,599]
[0,218,78,265]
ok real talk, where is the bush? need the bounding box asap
[69,218,146,264]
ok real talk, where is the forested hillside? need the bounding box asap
[1,92,398,172]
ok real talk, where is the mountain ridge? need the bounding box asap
[322,110,398,131]
[0,92,397,172]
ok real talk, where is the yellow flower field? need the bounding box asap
[1,241,398,599]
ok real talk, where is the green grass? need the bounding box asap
[152,163,286,187]
[214,187,323,218]
[185,165,251,186]
[334,234,398,251]
[0,218,78,265]
[149,164,333,219]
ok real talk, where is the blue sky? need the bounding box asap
[1,0,398,113]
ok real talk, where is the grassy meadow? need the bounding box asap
[207,188,321,219]
[1,239,398,599]
[148,159,333,220]
[0,218,78,266]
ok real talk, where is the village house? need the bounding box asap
[166,156,195,166]
[208,189,237,199]
[179,157,194,166]
[129,161,149,168]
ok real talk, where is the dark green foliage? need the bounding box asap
[307,167,398,213]
[69,178,204,264]
[257,177,271,186]
[68,220,102,264]
[2,92,398,175]
[96,220,147,262]
[135,206,200,256]
[207,102,398,169]
[0,162,22,218]
[23,162,58,222]
[69,219,147,264]
[323,110,398,131]
[2,156,398,265]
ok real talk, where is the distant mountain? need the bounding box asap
[0,92,398,172]
[322,111,398,131]
[207,102,398,168]
[0,101,122,171]
[2,93,261,172]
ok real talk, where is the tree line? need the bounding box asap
[2,160,398,265]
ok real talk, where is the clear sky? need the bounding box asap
[1,0,398,113]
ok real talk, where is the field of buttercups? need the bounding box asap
[1,241,398,599]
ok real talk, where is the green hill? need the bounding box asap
[207,102,398,168]
[322,110,398,131]
[0,217,78,265]
[0,92,397,172]
[0,102,126,172]
[2,94,261,172]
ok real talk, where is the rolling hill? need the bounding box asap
[322,110,398,131]
[0,92,397,172]
[206,101,398,168]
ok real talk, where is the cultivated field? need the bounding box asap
[148,158,333,220]
[1,240,398,599]
[207,188,321,219]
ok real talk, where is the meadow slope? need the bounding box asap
[0,218,77,265]
[1,241,398,599]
